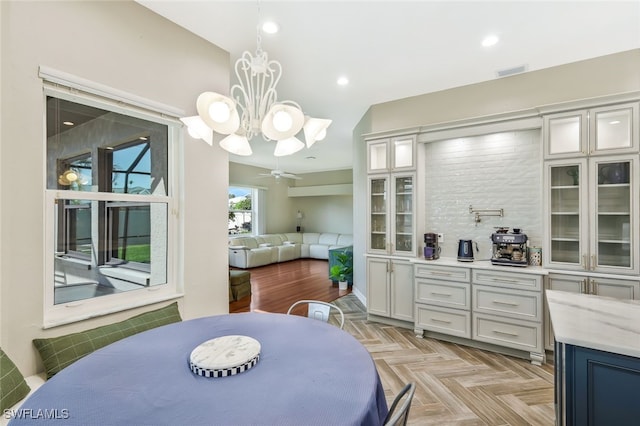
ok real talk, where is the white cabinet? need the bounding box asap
[471,269,544,365]
[544,155,639,275]
[414,261,545,364]
[367,135,416,173]
[366,257,414,322]
[366,134,417,325]
[368,173,416,256]
[367,134,417,257]
[544,272,640,350]
[414,263,471,339]
[543,102,639,159]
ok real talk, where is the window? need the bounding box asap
[44,81,181,328]
[229,186,254,235]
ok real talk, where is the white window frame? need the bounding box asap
[42,71,184,328]
[228,185,266,236]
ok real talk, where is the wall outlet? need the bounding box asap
[437,233,444,243]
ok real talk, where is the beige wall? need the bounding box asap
[0,1,231,375]
[369,49,640,133]
[230,162,353,234]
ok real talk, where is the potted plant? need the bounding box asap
[329,251,353,290]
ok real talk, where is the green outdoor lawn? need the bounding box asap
[120,244,151,263]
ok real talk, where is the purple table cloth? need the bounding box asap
[12,312,388,425]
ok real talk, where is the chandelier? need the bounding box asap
[181,9,331,157]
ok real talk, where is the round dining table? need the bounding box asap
[12,312,388,426]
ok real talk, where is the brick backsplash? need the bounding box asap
[423,129,542,260]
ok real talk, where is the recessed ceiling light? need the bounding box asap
[305,156,316,160]
[482,35,499,47]
[337,76,349,86]
[63,121,74,126]
[262,21,279,34]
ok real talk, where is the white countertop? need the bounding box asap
[546,289,640,358]
[409,256,548,275]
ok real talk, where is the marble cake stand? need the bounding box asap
[189,335,261,378]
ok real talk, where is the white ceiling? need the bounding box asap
[138,1,640,174]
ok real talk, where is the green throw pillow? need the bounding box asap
[33,302,181,379]
[0,348,31,411]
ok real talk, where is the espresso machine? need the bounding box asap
[490,227,528,267]
[423,233,440,260]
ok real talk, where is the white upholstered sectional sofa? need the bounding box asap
[228,232,353,269]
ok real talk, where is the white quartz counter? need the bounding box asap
[409,256,548,276]
[546,289,640,358]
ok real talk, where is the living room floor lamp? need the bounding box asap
[296,210,303,232]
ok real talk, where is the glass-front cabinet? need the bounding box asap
[369,176,388,252]
[544,102,639,159]
[368,173,415,256]
[367,135,416,173]
[544,156,638,274]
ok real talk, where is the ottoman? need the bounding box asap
[229,270,252,302]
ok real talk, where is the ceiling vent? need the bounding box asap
[496,64,528,78]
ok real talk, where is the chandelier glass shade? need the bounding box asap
[181,21,331,157]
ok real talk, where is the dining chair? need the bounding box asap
[286,300,345,330]
[383,382,416,426]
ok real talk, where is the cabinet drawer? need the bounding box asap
[415,264,471,282]
[473,285,542,322]
[415,304,471,339]
[415,278,470,309]
[472,269,542,291]
[473,313,542,353]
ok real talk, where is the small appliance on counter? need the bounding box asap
[490,227,529,267]
[457,239,477,262]
[423,233,440,260]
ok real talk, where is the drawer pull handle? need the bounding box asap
[430,292,452,297]
[491,278,518,284]
[493,329,519,337]
[431,318,452,324]
[430,271,452,276]
[492,299,519,307]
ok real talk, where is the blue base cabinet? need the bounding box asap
[557,341,640,425]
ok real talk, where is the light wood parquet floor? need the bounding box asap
[333,294,556,426]
[230,259,556,425]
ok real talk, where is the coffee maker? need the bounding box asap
[490,228,528,267]
[423,233,440,260]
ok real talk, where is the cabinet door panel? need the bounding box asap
[548,274,585,293]
[472,269,542,291]
[391,136,415,170]
[544,159,589,270]
[570,345,640,426]
[544,111,587,159]
[473,285,542,322]
[390,261,414,321]
[590,102,639,155]
[591,278,640,300]
[367,139,389,173]
[366,258,389,316]
[416,305,471,338]
[368,176,388,254]
[473,313,542,353]
[590,156,638,274]
[415,278,470,309]
[414,264,471,282]
[391,174,415,256]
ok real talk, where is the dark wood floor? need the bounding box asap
[229,258,350,314]
[228,259,555,425]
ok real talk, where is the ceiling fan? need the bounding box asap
[258,169,302,180]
